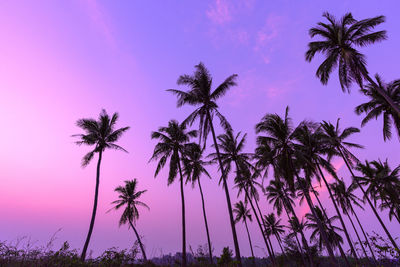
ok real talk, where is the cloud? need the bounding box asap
[206,0,232,25]
[84,0,116,48]
[254,15,283,49]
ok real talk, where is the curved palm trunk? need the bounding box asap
[275,234,286,258]
[301,185,338,266]
[316,164,359,261]
[344,210,368,261]
[207,111,241,266]
[268,235,276,259]
[129,220,147,261]
[350,205,378,264]
[364,74,400,118]
[81,150,102,261]
[252,192,276,264]
[177,159,187,267]
[244,219,255,260]
[338,148,400,251]
[244,190,275,263]
[197,178,213,264]
[282,191,314,267]
[310,185,350,267]
[282,203,308,266]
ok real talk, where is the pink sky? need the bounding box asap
[1,0,399,258]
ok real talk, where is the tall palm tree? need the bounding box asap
[183,144,214,264]
[306,206,343,252]
[73,109,130,261]
[209,130,275,261]
[255,107,338,264]
[233,201,255,260]
[320,119,400,251]
[330,179,376,262]
[356,160,400,223]
[355,75,400,141]
[149,120,197,267]
[265,180,307,265]
[305,12,400,117]
[294,123,359,260]
[109,179,149,261]
[168,63,242,265]
[263,213,286,257]
[214,130,275,260]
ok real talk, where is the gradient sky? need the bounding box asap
[1,0,400,259]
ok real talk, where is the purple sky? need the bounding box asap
[0,0,399,258]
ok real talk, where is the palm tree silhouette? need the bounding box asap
[209,130,275,262]
[265,180,307,265]
[149,120,197,267]
[255,107,337,264]
[356,160,400,224]
[183,144,214,264]
[109,179,149,261]
[263,213,286,257]
[330,178,377,263]
[233,201,255,260]
[305,12,400,117]
[294,123,359,261]
[355,75,400,141]
[306,206,343,252]
[73,109,130,261]
[321,119,399,251]
[168,63,242,265]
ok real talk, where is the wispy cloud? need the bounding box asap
[84,0,116,48]
[206,0,232,25]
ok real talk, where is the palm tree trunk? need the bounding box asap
[344,210,368,261]
[197,178,213,264]
[316,164,359,261]
[177,159,187,267]
[282,191,314,266]
[282,201,308,266]
[338,148,400,251]
[364,74,400,118]
[252,192,276,264]
[310,185,350,267]
[129,220,147,261]
[350,204,378,264]
[301,185,338,266]
[81,150,102,261]
[268,235,276,259]
[276,234,286,258]
[244,219,255,260]
[206,111,242,266]
[244,190,275,262]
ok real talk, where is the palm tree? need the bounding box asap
[109,179,149,261]
[320,119,400,251]
[356,160,400,223]
[293,123,359,260]
[330,178,377,263]
[149,120,197,267]
[209,130,275,261]
[183,144,213,264]
[306,206,343,252]
[265,180,307,265]
[305,12,400,117]
[168,63,242,265]
[255,107,337,264]
[73,109,130,261]
[355,75,400,141]
[233,201,255,260]
[263,213,286,257]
